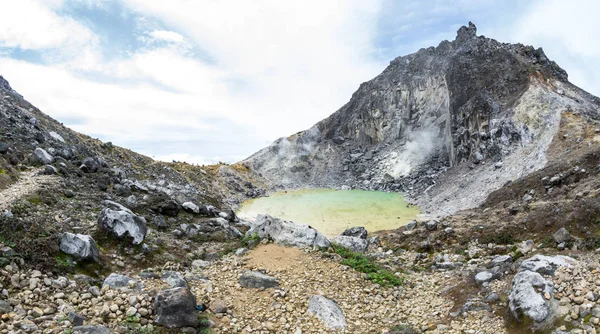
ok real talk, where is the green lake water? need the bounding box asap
[237,188,420,237]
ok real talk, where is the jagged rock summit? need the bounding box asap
[244,22,600,215]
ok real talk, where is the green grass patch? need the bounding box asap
[198,314,215,334]
[26,193,42,205]
[241,232,260,247]
[330,244,403,287]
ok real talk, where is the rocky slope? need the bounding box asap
[244,22,600,216]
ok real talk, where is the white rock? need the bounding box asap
[307,295,346,329]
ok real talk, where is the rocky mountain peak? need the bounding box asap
[455,21,477,42]
[245,22,600,216]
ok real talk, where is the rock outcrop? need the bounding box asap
[246,214,330,249]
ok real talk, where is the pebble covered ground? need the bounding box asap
[1,239,600,333]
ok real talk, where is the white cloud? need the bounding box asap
[0,0,97,51]
[1,0,387,164]
[148,30,186,44]
[119,0,385,132]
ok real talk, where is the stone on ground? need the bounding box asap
[102,273,139,290]
[154,287,198,328]
[33,147,53,164]
[331,235,369,253]
[59,233,100,262]
[307,295,347,329]
[97,200,147,245]
[508,270,554,325]
[161,271,188,288]
[520,255,576,275]
[340,226,368,239]
[239,270,279,289]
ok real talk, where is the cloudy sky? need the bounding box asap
[0,0,598,165]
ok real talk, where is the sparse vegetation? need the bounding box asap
[479,232,516,245]
[241,232,260,247]
[330,244,403,287]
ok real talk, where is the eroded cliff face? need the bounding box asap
[244,22,600,215]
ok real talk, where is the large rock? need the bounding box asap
[154,287,198,328]
[331,236,369,253]
[98,201,147,245]
[161,271,188,288]
[340,226,367,239]
[33,148,53,164]
[552,227,571,244]
[307,295,346,329]
[520,255,576,275]
[246,214,330,249]
[474,271,494,284]
[0,142,8,154]
[508,271,554,325]
[102,273,139,290]
[155,199,181,217]
[49,131,65,143]
[80,157,99,173]
[239,270,279,289]
[182,202,200,214]
[59,233,99,262]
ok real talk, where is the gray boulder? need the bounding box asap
[474,271,494,284]
[239,270,279,289]
[307,295,346,329]
[489,254,512,266]
[49,131,65,143]
[0,142,8,154]
[508,271,554,324]
[520,255,576,275]
[72,326,110,334]
[33,148,53,164]
[552,227,571,244]
[425,221,438,231]
[59,233,99,262]
[0,300,12,314]
[331,236,369,253]
[191,259,211,269]
[41,165,58,175]
[102,273,139,290]
[405,220,417,231]
[247,214,330,249]
[453,299,492,316]
[154,287,198,328]
[80,157,100,173]
[161,271,188,288]
[98,201,147,245]
[340,226,367,239]
[182,202,200,214]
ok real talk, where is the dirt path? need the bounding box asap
[0,169,60,211]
